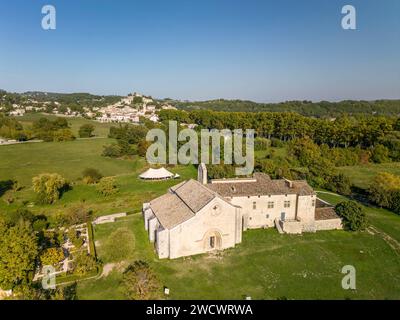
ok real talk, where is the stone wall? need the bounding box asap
[281,219,303,234]
[229,194,299,229]
[167,197,241,259]
[315,218,343,231]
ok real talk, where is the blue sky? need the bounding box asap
[0,0,399,102]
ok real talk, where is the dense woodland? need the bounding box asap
[172,99,400,117]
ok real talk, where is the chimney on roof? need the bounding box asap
[198,163,208,185]
[283,178,293,188]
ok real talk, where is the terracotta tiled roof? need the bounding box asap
[315,207,340,220]
[205,173,315,197]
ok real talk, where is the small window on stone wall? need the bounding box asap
[253,202,256,210]
[312,199,316,207]
[211,204,221,216]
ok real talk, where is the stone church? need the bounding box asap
[143,164,342,259]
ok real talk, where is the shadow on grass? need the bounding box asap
[0,179,14,197]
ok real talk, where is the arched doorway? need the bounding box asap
[203,230,222,251]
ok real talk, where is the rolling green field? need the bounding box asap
[18,113,114,137]
[0,136,197,220]
[338,163,400,189]
[76,210,400,300]
[0,138,134,186]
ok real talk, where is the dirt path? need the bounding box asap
[367,226,400,255]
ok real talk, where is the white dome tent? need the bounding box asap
[139,167,179,180]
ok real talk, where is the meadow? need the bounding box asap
[338,163,400,189]
[0,123,197,220]
[76,206,400,300]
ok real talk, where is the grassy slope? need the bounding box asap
[338,163,400,189]
[77,214,400,300]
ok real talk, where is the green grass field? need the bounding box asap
[18,113,114,137]
[76,211,400,300]
[338,162,400,189]
[0,136,197,220]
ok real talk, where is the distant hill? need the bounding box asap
[171,99,400,117]
[2,90,400,117]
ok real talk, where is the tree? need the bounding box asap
[122,261,161,300]
[82,168,103,184]
[326,173,352,196]
[102,143,121,158]
[96,177,118,196]
[32,173,68,204]
[368,172,400,207]
[0,219,39,289]
[137,139,151,157]
[40,247,65,267]
[67,228,84,248]
[389,190,400,215]
[64,204,91,226]
[335,201,367,231]
[53,129,75,142]
[370,144,390,163]
[78,124,95,138]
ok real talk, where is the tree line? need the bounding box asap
[158,109,399,148]
[173,99,400,117]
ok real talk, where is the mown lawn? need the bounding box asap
[338,162,400,189]
[76,213,400,300]
[0,137,197,220]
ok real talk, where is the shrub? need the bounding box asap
[40,247,65,267]
[270,138,284,148]
[64,204,91,226]
[78,124,95,138]
[122,261,161,300]
[368,172,400,207]
[53,129,75,142]
[389,190,400,215]
[96,177,118,196]
[82,168,103,184]
[335,201,367,231]
[370,144,390,163]
[67,228,84,248]
[71,252,97,276]
[326,173,352,196]
[102,143,121,158]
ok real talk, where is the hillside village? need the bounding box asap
[95,92,176,123]
[0,91,176,124]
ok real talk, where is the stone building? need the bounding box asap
[143,164,342,259]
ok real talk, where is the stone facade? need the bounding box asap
[143,180,242,259]
[143,164,342,259]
